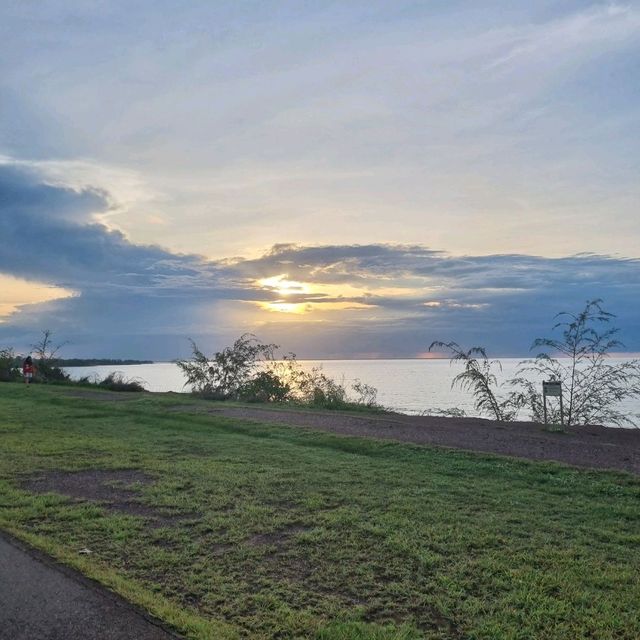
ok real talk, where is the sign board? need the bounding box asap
[542,380,564,426]
[543,381,562,397]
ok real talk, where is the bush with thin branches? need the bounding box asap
[429,341,517,421]
[31,329,69,382]
[432,300,640,427]
[178,336,382,410]
[177,334,279,400]
[514,299,640,427]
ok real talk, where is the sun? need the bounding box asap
[255,274,377,315]
[258,274,310,296]
[257,274,312,313]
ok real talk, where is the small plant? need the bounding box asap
[429,342,516,421]
[98,372,146,392]
[422,407,468,418]
[351,380,379,408]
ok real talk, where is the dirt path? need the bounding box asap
[212,407,640,475]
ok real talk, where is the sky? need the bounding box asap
[1,1,639,359]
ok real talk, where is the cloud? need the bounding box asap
[0,162,108,223]
[1,161,639,358]
[0,162,240,356]
[1,2,639,261]
[485,3,640,70]
[0,162,219,293]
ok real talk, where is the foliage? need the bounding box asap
[247,353,381,410]
[351,380,379,408]
[515,299,640,427]
[422,407,468,418]
[98,371,146,392]
[47,371,146,392]
[503,377,545,423]
[0,347,20,382]
[31,329,70,382]
[180,336,381,410]
[295,366,349,408]
[177,334,277,399]
[433,300,640,427]
[239,369,292,403]
[429,341,518,421]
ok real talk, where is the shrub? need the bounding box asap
[262,356,351,409]
[514,299,640,427]
[98,372,146,392]
[179,336,382,411]
[239,370,292,403]
[31,329,70,382]
[429,341,516,421]
[0,347,20,382]
[177,334,276,399]
[351,380,379,408]
[432,300,640,427]
[297,367,349,408]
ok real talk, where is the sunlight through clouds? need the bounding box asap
[0,274,75,322]
[1,3,640,357]
[257,275,311,296]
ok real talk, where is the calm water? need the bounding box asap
[65,359,640,426]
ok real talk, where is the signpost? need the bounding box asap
[542,380,563,426]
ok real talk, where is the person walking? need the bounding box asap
[23,355,34,385]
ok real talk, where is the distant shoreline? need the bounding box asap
[58,359,154,367]
[62,354,640,365]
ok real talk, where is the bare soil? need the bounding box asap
[212,407,640,475]
[21,470,195,525]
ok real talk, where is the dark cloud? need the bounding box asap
[0,163,229,294]
[0,164,109,221]
[1,162,639,358]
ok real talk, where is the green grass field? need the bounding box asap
[1,384,639,639]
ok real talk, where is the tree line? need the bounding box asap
[0,330,145,391]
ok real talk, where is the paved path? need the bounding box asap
[0,533,180,640]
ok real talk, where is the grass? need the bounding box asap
[1,384,639,639]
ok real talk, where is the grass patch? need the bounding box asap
[1,383,639,639]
